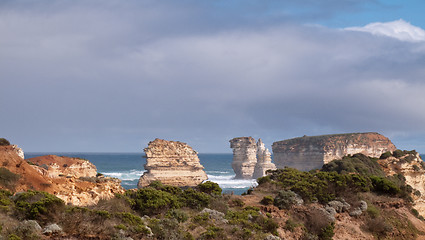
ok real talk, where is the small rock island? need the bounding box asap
[138,138,208,187]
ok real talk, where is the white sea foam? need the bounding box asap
[103,169,146,181]
[206,174,258,189]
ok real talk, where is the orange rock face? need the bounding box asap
[0,146,124,206]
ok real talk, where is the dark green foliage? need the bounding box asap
[116,212,143,226]
[257,175,271,185]
[125,187,180,215]
[370,176,400,195]
[284,219,298,232]
[13,190,64,223]
[148,218,188,240]
[200,225,224,239]
[413,165,420,171]
[0,138,10,146]
[225,207,278,235]
[393,149,404,158]
[260,195,274,205]
[181,188,211,209]
[0,167,20,190]
[367,204,380,218]
[380,151,392,159]
[198,181,222,195]
[318,222,335,240]
[322,153,385,176]
[268,168,371,203]
[7,234,21,240]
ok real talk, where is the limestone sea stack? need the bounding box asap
[230,137,258,179]
[272,132,397,171]
[252,139,276,179]
[138,139,208,187]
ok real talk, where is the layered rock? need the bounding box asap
[230,137,258,179]
[138,139,208,187]
[253,139,276,179]
[26,155,97,178]
[377,151,425,215]
[272,132,396,171]
[0,145,124,206]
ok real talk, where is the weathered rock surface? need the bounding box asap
[230,137,258,179]
[27,155,97,179]
[272,132,396,171]
[378,151,425,216]
[11,144,24,159]
[253,139,276,179]
[138,139,208,187]
[0,145,124,206]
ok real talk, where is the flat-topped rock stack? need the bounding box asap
[272,132,397,171]
[230,137,276,179]
[138,139,208,187]
[253,139,276,179]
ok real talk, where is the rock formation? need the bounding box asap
[230,137,258,179]
[138,139,208,187]
[11,144,24,159]
[26,155,97,179]
[377,151,425,216]
[253,139,276,179]
[0,145,124,206]
[272,132,397,171]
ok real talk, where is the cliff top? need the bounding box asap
[144,138,198,158]
[273,132,396,150]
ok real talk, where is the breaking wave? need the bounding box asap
[206,174,258,189]
[103,169,145,181]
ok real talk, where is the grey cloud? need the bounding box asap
[1,1,424,153]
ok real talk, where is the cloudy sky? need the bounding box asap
[1,0,425,153]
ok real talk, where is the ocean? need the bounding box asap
[24,153,257,195]
[24,153,425,195]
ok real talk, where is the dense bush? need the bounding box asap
[13,191,65,224]
[273,190,299,209]
[268,168,371,203]
[393,149,405,158]
[380,151,392,159]
[0,168,20,191]
[198,181,222,195]
[322,153,385,176]
[260,195,274,205]
[125,187,180,215]
[0,138,10,146]
[370,176,400,195]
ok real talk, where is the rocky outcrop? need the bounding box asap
[138,139,208,187]
[11,145,24,159]
[0,145,124,206]
[253,139,276,179]
[378,151,425,216]
[272,132,396,171]
[230,137,258,179]
[26,155,97,179]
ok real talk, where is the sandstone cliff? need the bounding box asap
[138,139,208,187]
[27,155,97,179]
[377,151,425,216]
[230,137,258,179]
[0,146,124,206]
[252,138,276,179]
[272,132,396,171]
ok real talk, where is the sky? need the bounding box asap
[1,0,425,153]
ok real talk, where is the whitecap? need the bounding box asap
[102,169,146,181]
[206,174,258,189]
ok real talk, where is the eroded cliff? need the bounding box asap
[272,132,396,171]
[138,139,208,187]
[253,139,276,179]
[0,146,124,206]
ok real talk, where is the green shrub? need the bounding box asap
[393,149,405,158]
[167,209,188,223]
[13,190,65,223]
[200,225,224,239]
[148,218,187,240]
[380,151,392,159]
[125,187,180,215]
[7,234,21,240]
[198,181,222,195]
[319,222,335,240]
[413,165,420,171]
[322,153,385,176]
[260,196,274,205]
[116,212,143,226]
[181,188,210,209]
[367,204,380,218]
[0,167,21,190]
[0,138,10,146]
[230,199,245,207]
[257,176,271,185]
[114,224,127,230]
[370,176,400,195]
